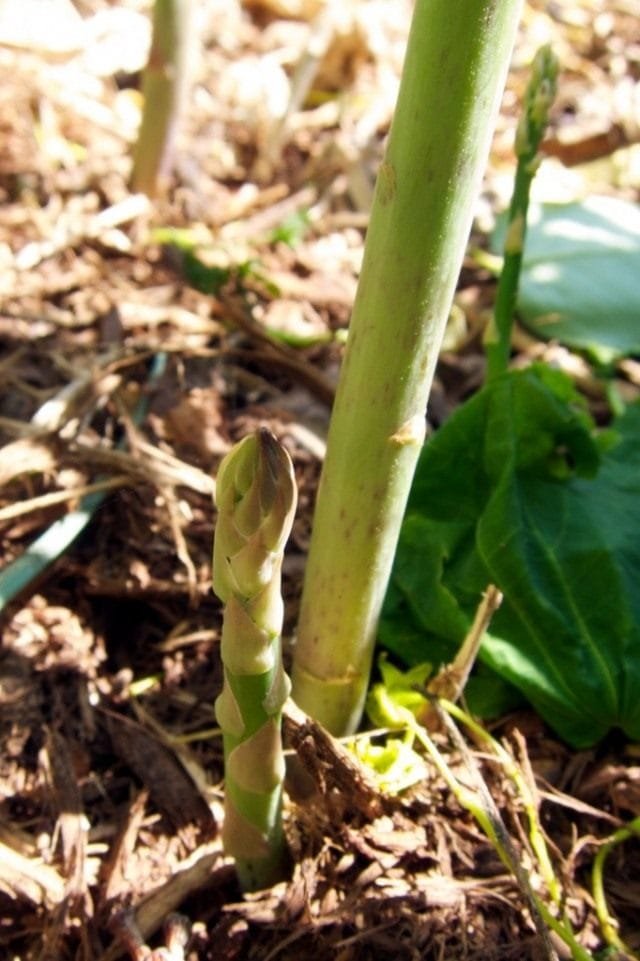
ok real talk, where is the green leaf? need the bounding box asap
[269,210,311,248]
[366,655,433,727]
[182,250,232,295]
[464,668,524,718]
[491,196,640,363]
[382,369,640,746]
[477,471,634,745]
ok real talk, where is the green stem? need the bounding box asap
[415,702,594,961]
[484,45,558,380]
[291,0,523,735]
[131,0,193,197]
[591,817,640,958]
[534,902,597,961]
[368,689,596,961]
[442,699,561,907]
[436,700,597,961]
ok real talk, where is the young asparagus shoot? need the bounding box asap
[291,0,523,736]
[131,0,193,197]
[484,45,559,380]
[213,429,297,891]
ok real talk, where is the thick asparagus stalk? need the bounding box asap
[291,0,523,735]
[213,429,297,891]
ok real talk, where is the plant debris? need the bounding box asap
[0,1,638,959]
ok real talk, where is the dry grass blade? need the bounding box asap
[70,442,215,496]
[421,584,503,727]
[0,436,61,486]
[0,475,130,523]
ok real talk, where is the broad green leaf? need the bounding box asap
[478,472,636,745]
[573,402,640,734]
[492,196,640,363]
[381,368,640,746]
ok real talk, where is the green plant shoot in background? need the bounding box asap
[212,429,297,891]
[131,0,193,197]
[484,44,558,380]
[290,0,523,736]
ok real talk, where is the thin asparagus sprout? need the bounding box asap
[485,45,559,380]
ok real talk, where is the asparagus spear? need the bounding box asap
[213,429,297,891]
[291,0,523,735]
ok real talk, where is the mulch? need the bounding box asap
[0,1,638,958]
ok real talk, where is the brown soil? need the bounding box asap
[0,2,639,959]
